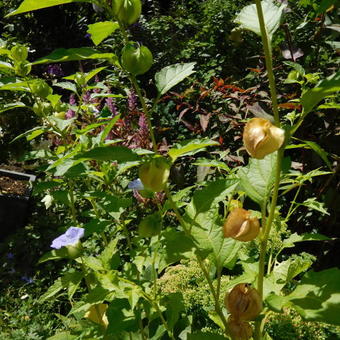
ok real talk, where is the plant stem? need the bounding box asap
[255,0,280,126]
[254,149,284,340]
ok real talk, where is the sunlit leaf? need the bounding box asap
[238,152,277,205]
[87,21,119,46]
[6,0,91,17]
[32,47,115,65]
[234,0,286,40]
[301,71,340,115]
[155,62,196,95]
[168,138,218,162]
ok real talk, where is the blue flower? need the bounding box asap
[51,227,85,249]
[128,178,144,191]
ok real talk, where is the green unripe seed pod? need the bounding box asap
[121,42,153,75]
[116,0,141,26]
[31,80,52,98]
[138,212,162,237]
[139,156,170,192]
[11,45,28,61]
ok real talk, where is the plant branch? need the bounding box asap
[255,0,280,126]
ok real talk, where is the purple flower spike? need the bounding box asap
[66,109,75,119]
[51,227,85,249]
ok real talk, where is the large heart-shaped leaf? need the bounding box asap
[186,179,241,268]
[267,268,340,326]
[234,0,286,41]
[238,152,277,205]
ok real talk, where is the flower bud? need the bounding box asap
[243,118,285,159]
[139,156,170,192]
[227,316,252,340]
[223,208,260,242]
[225,283,262,321]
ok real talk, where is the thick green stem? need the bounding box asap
[255,0,280,126]
[254,149,284,340]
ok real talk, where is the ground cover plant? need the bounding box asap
[0,0,339,339]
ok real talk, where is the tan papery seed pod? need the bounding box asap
[223,208,260,242]
[243,117,285,159]
[227,316,253,340]
[225,283,262,321]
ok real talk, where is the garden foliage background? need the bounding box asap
[0,0,339,339]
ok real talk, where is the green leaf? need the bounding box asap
[99,239,120,270]
[106,299,138,334]
[11,126,45,143]
[0,80,31,92]
[32,47,116,65]
[238,152,277,205]
[75,146,139,162]
[161,293,185,329]
[87,21,119,46]
[0,102,26,113]
[234,0,286,40]
[282,232,330,249]
[38,248,71,263]
[187,180,241,268]
[301,140,332,169]
[39,271,82,302]
[155,62,196,95]
[283,61,305,76]
[63,66,107,83]
[100,114,120,143]
[193,158,230,172]
[83,256,105,271]
[288,268,340,325]
[301,71,340,115]
[6,0,91,17]
[191,179,238,215]
[272,255,314,284]
[84,219,111,236]
[160,230,195,271]
[297,197,329,215]
[168,139,218,162]
[26,128,45,141]
[54,81,77,93]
